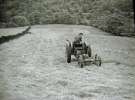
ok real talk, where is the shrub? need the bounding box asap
[28,11,41,25]
[105,15,124,35]
[6,21,18,27]
[112,0,133,12]
[0,22,7,28]
[12,16,29,26]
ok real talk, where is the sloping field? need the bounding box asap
[0,25,135,100]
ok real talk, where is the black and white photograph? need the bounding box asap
[0,0,135,100]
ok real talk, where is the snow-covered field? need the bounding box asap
[0,25,135,100]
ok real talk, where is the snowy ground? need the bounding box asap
[0,25,135,100]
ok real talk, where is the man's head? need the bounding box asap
[79,33,83,36]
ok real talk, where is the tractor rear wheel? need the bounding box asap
[87,46,92,57]
[66,41,72,63]
[67,53,71,63]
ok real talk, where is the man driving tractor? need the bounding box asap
[72,33,87,55]
[65,32,101,67]
[73,33,83,44]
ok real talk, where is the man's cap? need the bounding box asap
[79,33,83,35]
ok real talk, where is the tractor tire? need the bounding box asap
[82,42,87,54]
[67,55,71,63]
[87,46,92,57]
[66,41,72,63]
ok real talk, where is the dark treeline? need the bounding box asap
[0,0,134,35]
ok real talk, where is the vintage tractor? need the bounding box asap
[65,40,101,68]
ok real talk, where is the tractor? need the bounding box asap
[65,40,101,68]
